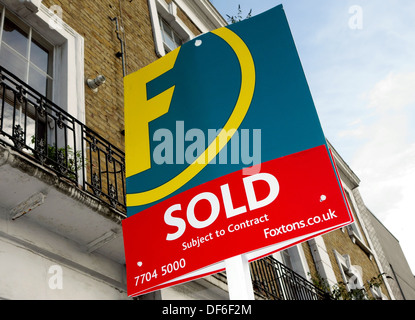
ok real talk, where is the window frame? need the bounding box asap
[148,0,195,57]
[273,244,311,281]
[343,187,365,241]
[0,0,85,123]
[159,15,183,53]
[0,7,54,98]
[0,0,85,178]
[333,251,366,296]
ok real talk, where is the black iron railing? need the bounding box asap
[250,256,330,300]
[0,66,126,215]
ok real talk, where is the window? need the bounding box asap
[333,251,367,299]
[275,244,311,280]
[148,0,195,56]
[0,2,84,162]
[0,1,85,122]
[344,191,359,234]
[281,249,293,270]
[159,16,183,52]
[0,7,54,147]
[0,8,54,98]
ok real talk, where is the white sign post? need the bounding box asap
[225,254,255,300]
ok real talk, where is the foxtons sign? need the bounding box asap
[122,5,353,297]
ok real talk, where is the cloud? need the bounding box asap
[349,71,415,271]
[367,72,415,112]
[352,72,415,177]
[353,71,415,185]
[382,168,415,274]
[350,71,415,271]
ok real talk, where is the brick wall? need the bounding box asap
[302,223,391,298]
[322,228,391,299]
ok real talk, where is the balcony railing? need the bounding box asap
[250,256,331,300]
[0,66,126,216]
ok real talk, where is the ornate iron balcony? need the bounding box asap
[250,256,331,300]
[0,66,126,216]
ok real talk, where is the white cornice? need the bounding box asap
[327,140,360,189]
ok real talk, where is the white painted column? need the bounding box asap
[225,254,255,300]
[308,236,337,287]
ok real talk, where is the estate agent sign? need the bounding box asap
[122,5,353,297]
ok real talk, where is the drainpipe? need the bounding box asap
[110,16,126,77]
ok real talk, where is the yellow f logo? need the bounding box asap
[124,27,256,207]
[124,48,180,179]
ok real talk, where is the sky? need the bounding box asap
[210,0,415,275]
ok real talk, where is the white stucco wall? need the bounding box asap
[0,209,127,300]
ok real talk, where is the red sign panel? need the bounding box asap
[123,145,353,296]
